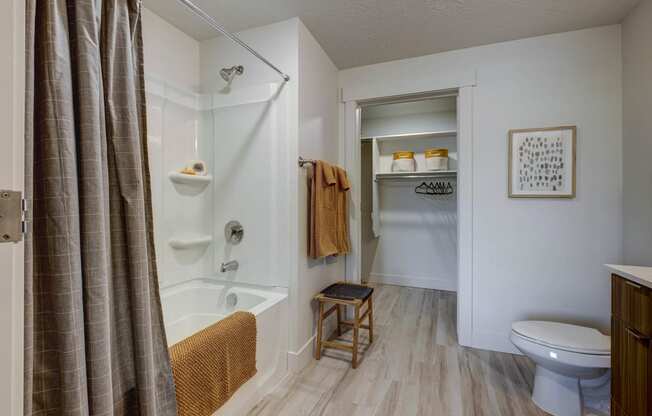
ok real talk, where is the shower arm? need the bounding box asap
[176,0,291,82]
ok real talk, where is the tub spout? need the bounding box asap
[220,260,239,273]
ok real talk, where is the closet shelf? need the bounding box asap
[375,170,457,181]
[168,236,213,250]
[363,130,457,141]
[168,171,213,186]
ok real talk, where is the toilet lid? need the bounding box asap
[512,321,610,355]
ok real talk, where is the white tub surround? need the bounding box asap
[605,264,652,289]
[161,279,288,416]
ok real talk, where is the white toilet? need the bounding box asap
[510,321,611,416]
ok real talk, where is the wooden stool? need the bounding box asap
[314,282,374,369]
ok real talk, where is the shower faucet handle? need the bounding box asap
[225,220,244,245]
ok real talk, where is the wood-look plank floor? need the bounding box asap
[248,285,550,416]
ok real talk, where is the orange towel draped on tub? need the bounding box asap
[169,311,257,416]
[309,160,351,258]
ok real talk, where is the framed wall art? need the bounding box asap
[508,126,577,198]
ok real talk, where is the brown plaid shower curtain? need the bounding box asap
[24,0,177,414]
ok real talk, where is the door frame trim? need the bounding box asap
[340,86,476,348]
[1,0,26,414]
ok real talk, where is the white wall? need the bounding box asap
[362,113,456,138]
[622,0,652,266]
[371,180,458,292]
[199,20,299,92]
[142,8,200,92]
[341,26,623,353]
[291,21,343,368]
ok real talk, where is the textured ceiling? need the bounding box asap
[143,0,639,69]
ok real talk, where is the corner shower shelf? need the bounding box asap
[363,130,457,141]
[168,236,213,250]
[375,170,457,181]
[168,171,213,186]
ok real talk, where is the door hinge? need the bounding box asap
[0,190,26,243]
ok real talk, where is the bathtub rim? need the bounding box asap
[160,277,288,343]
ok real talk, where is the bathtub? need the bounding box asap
[161,278,289,415]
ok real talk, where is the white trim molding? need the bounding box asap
[287,335,315,373]
[339,84,476,353]
[456,86,475,348]
[368,273,457,292]
[343,102,362,284]
[340,64,476,103]
[288,315,340,373]
[473,330,520,355]
[0,1,25,415]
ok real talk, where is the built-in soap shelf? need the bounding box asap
[168,235,213,250]
[168,171,213,185]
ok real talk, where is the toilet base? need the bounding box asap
[581,370,611,416]
[532,365,582,416]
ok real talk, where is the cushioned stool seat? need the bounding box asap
[314,282,374,369]
[321,283,374,302]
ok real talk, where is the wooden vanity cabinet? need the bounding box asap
[611,274,652,416]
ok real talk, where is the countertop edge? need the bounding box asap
[605,264,652,289]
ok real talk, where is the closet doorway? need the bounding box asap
[344,88,474,347]
[360,96,458,291]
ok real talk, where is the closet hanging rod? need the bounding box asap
[298,157,316,167]
[375,171,458,180]
[176,0,291,82]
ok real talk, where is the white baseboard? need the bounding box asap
[287,316,340,373]
[287,335,315,373]
[369,273,457,292]
[472,329,521,355]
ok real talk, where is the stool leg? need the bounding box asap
[352,303,360,369]
[336,304,343,336]
[316,302,324,360]
[368,297,374,344]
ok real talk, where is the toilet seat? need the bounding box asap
[511,330,611,371]
[512,321,610,355]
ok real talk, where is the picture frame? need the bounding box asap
[508,126,577,198]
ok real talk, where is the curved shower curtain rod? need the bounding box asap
[176,0,291,82]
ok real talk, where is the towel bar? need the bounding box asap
[298,156,316,167]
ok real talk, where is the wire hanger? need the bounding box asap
[415,181,455,196]
[415,182,431,195]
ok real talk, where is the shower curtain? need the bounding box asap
[24,1,177,415]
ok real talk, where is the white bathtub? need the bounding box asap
[161,279,289,415]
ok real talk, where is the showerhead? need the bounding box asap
[220,65,244,83]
